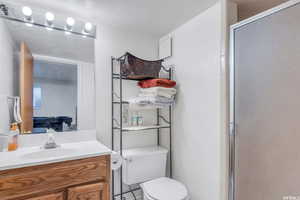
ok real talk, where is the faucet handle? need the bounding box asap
[44,133,59,149]
[47,133,55,143]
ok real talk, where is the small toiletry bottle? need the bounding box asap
[137,112,143,126]
[8,123,19,151]
[122,105,129,126]
[131,111,138,126]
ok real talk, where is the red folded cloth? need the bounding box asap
[138,78,176,88]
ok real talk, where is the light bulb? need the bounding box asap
[45,12,55,22]
[22,6,33,23]
[66,17,75,26]
[45,12,54,27]
[22,6,32,17]
[84,22,92,32]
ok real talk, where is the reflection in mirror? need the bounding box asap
[33,60,78,133]
[0,2,95,134]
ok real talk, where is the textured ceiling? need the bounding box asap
[9,0,218,37]
[34,60,77,82]
[232,0,289,20]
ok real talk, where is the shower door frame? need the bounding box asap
[229,1,300,200]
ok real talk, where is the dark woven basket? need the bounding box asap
[120,52,163,80]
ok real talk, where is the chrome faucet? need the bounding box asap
[44,133,59,149]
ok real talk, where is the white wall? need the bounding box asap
[95,25,159,149]
[0,19,17,96]
[161,2,222,200]
[77,62,96,131]
[221,1,238,200]
[0,18,17,133]
[33,78,77,121]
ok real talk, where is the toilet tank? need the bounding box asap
[122,146,168,185]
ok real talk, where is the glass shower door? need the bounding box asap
[232,2,300,200]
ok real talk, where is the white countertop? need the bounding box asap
[0,140,111,171]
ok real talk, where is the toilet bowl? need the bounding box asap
[141,177,189,200]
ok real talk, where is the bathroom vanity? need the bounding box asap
[0,140,111,200]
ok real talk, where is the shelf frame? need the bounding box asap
[113,125,171,132]
[111,56,173,200]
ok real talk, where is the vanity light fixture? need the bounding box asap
[22,6,33,23]
[45,12,55,28]
[1,4,95,38]
[83,22,93,34]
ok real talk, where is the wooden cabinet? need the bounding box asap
[68,183,109,200]
[25,192,64,200]
[0,156,110,200]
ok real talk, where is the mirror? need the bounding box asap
[0,2,96,134]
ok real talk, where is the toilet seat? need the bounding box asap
[141,177,189,200]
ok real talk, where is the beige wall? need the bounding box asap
[231,0,289,20]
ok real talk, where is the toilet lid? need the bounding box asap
[142,177,188,200]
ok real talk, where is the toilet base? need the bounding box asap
[143,192,190,200]
[141,177,190,200]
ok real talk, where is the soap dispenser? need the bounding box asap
[8,123,19,151]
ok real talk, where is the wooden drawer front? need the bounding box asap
[68,183,108,200]
[26,192,64,200]
[0,156,110,200]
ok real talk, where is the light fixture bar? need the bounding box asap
[0,14,96,39]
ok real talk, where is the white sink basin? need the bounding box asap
[22,148,76,159]
[0,140,111,171]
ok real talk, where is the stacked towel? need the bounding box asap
[128,79,177,110]
[139,87,177,99]
[127,96,175,110]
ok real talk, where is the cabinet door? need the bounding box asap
[67,183,109,200]
[26,192,64,200]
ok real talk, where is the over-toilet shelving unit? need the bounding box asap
[111,55,173,200]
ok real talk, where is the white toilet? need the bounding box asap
[122,146,189,200]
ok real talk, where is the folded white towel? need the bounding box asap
[127,95,175,110]
[140,87,177,98]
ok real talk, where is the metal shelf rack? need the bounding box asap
[111,56,173,200]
